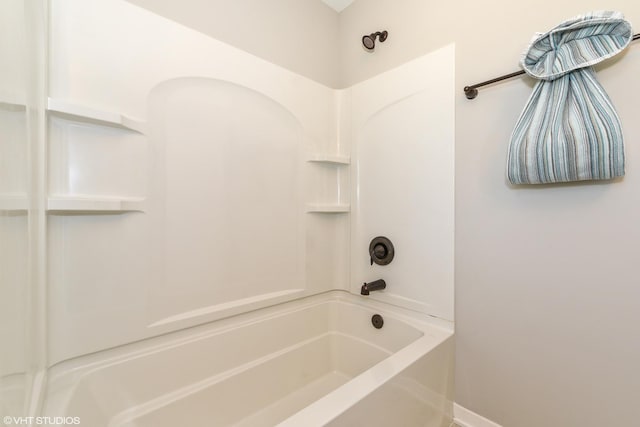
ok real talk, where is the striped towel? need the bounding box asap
[507,11,633,184]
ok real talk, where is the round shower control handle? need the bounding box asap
[373,243,387,259]
[369,236,395,266]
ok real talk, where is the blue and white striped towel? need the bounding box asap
[507,11,633,184]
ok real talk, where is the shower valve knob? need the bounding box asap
[369,236,394,266]
[370,244,387,265]
[373,244,387,258]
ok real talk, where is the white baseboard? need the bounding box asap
[453,403,503,427]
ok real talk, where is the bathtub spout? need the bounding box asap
[361,279,386,295]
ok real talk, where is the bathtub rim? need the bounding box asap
[47,289,452,373]
[42,290,453,423]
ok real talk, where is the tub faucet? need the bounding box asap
[361,279,386,295]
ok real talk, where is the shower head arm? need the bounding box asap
[362,30,388,50]
[372,31,388,42]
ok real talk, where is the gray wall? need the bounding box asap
[126,0,341,88]
[341,1,640,426]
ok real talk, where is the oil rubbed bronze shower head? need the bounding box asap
[362,30,388,50]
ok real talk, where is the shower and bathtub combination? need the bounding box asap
[0,0,455,426]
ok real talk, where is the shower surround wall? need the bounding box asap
[0,0,47,419]
[47,0,347,364]
[348,48,454,320]
[44,0,454,383]
[0,2,30,415]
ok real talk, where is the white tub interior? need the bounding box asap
[45,292,453,427]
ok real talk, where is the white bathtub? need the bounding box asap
[43,291,454,427]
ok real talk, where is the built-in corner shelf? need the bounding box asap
[47,196,146,214]
[47,98,146,134]
[306,154,350,213]
[307,154,350,165]
[306,204,350,213]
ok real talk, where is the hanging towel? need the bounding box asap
[507,11,633,184]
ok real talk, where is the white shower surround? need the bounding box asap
[40,0,455,424]
[49,0,345,364]
[48,0,454,362]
